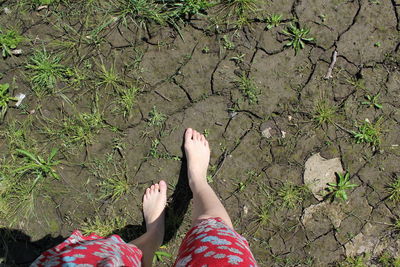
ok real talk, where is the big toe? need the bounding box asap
[185,128,193,143]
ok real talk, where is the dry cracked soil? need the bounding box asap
[0,0,399,266]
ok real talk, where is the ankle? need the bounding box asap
[189,178,209,193]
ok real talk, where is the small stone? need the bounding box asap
[303,153,343,201]
[288,115,292,121]
[261,127,272,138]
[243,205,248,215]
[37,5,48,11]
[11,49,22,55]
[344,223,386,257]
[228,111,237,119]
[15,93,26,107]
[302,202,345,228]
[260,121,281,139]
[4,7,11,14]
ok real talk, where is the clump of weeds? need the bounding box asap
[251,179,275,230]
[96,63,125,91]
[115,0,169,29]
[81,215,127,236]
[361,93,383,109]
[43,110,106,152]
[282,23,315,55]
[1,176,37,220]
[352,118,382,148]
[26,48,68,96]
[325,172,358,202]
[255,203,270,227]
[0,148,60,221]
[18,0,59,9]
[236,73,260,104]
[387,175,400,202]
[0,118,36,151]
[217,0,259,27]
[148,139,167,159]
[171,0,215,19]
[147,106,166,126]
[88,154,133,201]
[277,183,309,208]
[346,76,367,91]
[222,35,235,50]
[233,170,260,193]
[0,28,24,58]
[378,251,400,267]
[0,83,18,122]
[265,14,282,30]
[115,86,141,119]
[312,100,337,126]
[338,254,369,267]
[114,0,213,32]
[15,148,60,185]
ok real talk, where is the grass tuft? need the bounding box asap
[312,100,337,126]
[0,83,18,122]
[265,14,282,30]
[277,183,309,208]
[217,0,259,27]
[26,48,67,96]
[237,73,260,104]
[387,175,400,202]
[81,216,127,237]
[44,111,106,151]
[148,106,166,126]
[115,86,140,118]
[96,63,124,91]
[352,119,382,148]
[0,28,24,58]
[338,254,368,267]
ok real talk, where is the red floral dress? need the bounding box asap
[31,217,257,267]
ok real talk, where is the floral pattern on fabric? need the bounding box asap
[30,230,142,267]
[31,217,257,267]
[174,217,258,267]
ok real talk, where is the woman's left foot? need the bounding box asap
[143,180,167,248]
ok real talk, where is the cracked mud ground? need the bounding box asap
[0,0,399,265]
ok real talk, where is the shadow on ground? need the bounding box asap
[0,153,191,265]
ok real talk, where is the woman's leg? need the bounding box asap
[130,180,167,267]
[173,129,258,266]
[184,128,233,229]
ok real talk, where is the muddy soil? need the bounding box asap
[0,0,399,266]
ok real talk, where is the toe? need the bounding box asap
[150,185,155,192]
[159,180,167,194]
[145,188,150,197]
[185,128,193,141]
[154,183,160,191]
[200,134,205,141]
[194,130,200,141]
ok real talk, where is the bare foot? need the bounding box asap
[184,128,210,189]
[143,180,167,248]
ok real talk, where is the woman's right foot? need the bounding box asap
[184,128,210,190]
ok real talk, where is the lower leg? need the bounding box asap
[184,128,233,229]
[190,180,233,228]
[130,181,167,267]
